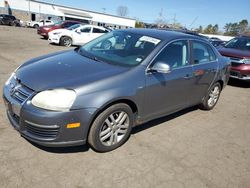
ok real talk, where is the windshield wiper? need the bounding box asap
[77,48,103,63]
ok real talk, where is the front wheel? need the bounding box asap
[9,21,14,26]
[199,82,221,110]
[34,24,39,29]
[60,36,72,47]
[88,103,133,152]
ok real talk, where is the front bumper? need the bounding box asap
[37,29,48,37]
[3,84,97,147]
[48,35,60,44]
[230,64,250,80]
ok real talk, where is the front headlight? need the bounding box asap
[5,72,16,86]
[31,89,76,112]
[242,58,250,64]
[43,27,50,31]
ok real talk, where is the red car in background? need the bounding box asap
[37,20,81,39]
[217,36,250,81]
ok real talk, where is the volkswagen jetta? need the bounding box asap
[3,29,230,152]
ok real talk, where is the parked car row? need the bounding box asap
[36,20,112,47]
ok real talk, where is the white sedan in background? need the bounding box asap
[48,24,111,47]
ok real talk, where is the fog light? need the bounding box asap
[67,123,80,129]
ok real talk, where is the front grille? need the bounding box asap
[230,57,243,63]
[11,83,33,104]
[25,121,60,140]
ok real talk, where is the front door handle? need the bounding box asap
[184,74,192,79]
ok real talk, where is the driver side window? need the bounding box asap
[154,40,189,69]
[80,27,91,33]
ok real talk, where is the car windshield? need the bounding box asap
[224,37,250,51]
[54,20,63,26]
[79,30,161,67]
[68,24,81,30]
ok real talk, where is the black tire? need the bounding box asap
[88,103,133,152]
[60,36,72,47]
[9,21,14,26]
[199,82,221,110]
[34,24,39,29]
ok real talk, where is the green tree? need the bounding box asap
[197,25,203,33]
[224,19,249,36]
[239,19,248,34]
[212,24,219,34]
[204,24,213,34]
[224,23,232,33]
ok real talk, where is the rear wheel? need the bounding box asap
[60,36,72,47]
[88,103,133,152]
[199,82,221,110]
[34,24,39,29]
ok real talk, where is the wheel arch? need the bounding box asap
[60,35,72,41]
[216,79,224,90]
[86,98,138,138]
[59,35,73,46]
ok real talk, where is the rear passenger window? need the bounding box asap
[153,40,189,69]
[81,27,91,33]
[93,28,106,33]
[192,41,216,64]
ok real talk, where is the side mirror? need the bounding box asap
[75,29,81,34]
[150,61,171,74]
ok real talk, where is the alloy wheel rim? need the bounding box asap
[63,38,71,47]
[99,111,129,146]
[208,86,220,107]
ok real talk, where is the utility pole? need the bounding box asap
[173,13,176,27]
[189,16,198,30]
[28,0,31,20]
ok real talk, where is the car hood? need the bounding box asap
[16,50,130,91]
[49,28,70,34]
[39,25,59,30]
[218,47,250,58]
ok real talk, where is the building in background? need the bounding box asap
[0,0,136,28]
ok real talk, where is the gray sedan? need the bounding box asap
[3,29,230,152]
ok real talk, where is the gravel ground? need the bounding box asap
[0,26,250,188]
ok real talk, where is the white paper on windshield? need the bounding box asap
[140,36,161,45]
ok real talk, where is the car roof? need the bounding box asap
[81,24,108,30]
[63,20,81,23]
[120,28,208,42]
[237,35,250,39]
